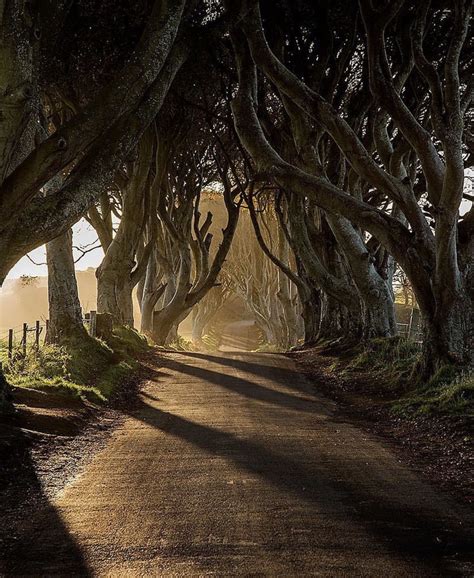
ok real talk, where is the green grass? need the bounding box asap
[394,368,474,417]
[255,343,280,352]
[168,335,195,351]
[0,326,150,404]
[339,336,473,417]
[345,336,420,387]
[201,329,221,351]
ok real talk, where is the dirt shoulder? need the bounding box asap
[0,352,154,559]
[289,346,473,507]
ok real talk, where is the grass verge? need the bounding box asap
[331,337,473,417]
[0,326,149,404]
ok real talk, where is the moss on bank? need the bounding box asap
[332,337,473,417]
[394,370,474,417]
[346,336,420,386]
[0,326,149,404]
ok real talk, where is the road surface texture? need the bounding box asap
[2,350,473,576]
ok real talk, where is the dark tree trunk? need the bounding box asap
[45,229,87,343]
[0,370,13,414]
[419,291,474,378]
[361,287,397,339]
[301,295,321,344]
[152,306,191,346]
[139,252,164,334]
[319,295,362,341]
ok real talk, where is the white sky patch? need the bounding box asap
[7,219,104,279]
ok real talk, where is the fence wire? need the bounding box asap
[0,314,96,363]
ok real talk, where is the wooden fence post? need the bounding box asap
[22,323,27,357]
[90,311,97,338]
[35,320,40,348]
[407,307,414,339]
[8,329,13,360]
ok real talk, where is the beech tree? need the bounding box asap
[1,0,472,412]
[149,144,241,345]
[191,279,231,345]
[227,207,302,348]
[45,229,87,343]
[0,0,253,282]
[95,131,155,326]
[231,0,473,375]
[232,1,397,341]
[0,0,253,409]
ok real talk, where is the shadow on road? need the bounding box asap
[129,354,474,575]
[0,423,91,576]
[2,351,473,575]
[178,351,311,394]
[160,356,320,413]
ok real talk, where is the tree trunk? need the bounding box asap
[319,295,362,341]
[327,214,396,339]
[0,6,35,183]
[140,290,157,334]
[419,290,474,378]
[275,231,300,348]
[152,305,190,346]
[0,370,13,414]
[192,309,208,345]
[45,229,87,343]
[139,252,163,334]
[97,264,135,327]
[152,306,181,346]
[95,131,153,328]
[361,285,397,339]
[300,289,321,344]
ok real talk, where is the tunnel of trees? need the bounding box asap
[0,0,472,410]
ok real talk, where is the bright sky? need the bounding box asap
[7,218,104,279]
[6,192,473,281]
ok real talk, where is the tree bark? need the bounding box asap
[96,131,153,326]
[0,370,13,414]
[300,284,321,344]
[97,266,135,327]
[0,2,35,183]
[45,229,87,343]
[419,288,474,377]
[191,310,207,345]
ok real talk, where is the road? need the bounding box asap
[3,350,473,576]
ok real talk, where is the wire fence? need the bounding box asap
[0,311,97,363]
[396,305,423,345]
[0,309,423,362]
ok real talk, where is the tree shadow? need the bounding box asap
[160,356,322,414]
[125,394,474,574]
[176,351,312,395]
[0,421,91,576]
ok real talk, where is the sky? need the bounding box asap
[6,185,473,280]
[7,218,104,279]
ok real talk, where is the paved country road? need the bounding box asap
[2,351,473,576]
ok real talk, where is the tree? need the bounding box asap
[231,1,473,376]
[45,229,87,343]
[0,0,251,283]
[95,130,154,326]
[191,279,231,345]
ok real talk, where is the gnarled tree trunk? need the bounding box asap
[0,2,35,183]
[419,285,474,378]
[45,229,87,343]
[0,371,13,414]
[96,131,153,327]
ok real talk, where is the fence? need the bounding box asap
[0,311,98,361]
[395,305,422,344]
